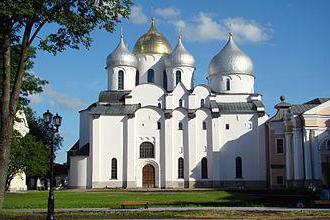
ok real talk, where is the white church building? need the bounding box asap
[68,19,269,189]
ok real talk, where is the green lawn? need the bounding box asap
[4,190,263,209]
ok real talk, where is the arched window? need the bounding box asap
[236,156,242,178]
[201,157,208,179]
[163,70,167,90]
[135,70,139,86]
[111,158,117,179]
[140,142,154,158]
[118,70,124,90]
[148,69,155,83]
[200,99,205,107]
[179,99,183,107]
[176,70,181,85]
[158,103,161,108]
[226,79,230,91]
[178,122,183,130]
[202,121,207,130]
[178,157,184,179]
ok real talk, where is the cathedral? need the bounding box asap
[67,18,270,189]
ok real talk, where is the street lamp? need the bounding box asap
[43,110,62,220]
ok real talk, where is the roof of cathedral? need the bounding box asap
[133,18,172,55]
[89,104,140,115]
[209,33,254,76]
[68,141,89,156]
[217,101,263,114]
[99,90,130,103]
[165,35,195,68]
[106,34,138,68]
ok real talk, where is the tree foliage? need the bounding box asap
[6,108,63,190]
[0,0,132,208]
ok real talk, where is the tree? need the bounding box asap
[0,0,132,208]
[6,109,63,190]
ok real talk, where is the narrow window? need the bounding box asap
[140,142,155,158]
[135,70,139,86]
[179,99,183,107]
[200,99,205,107]
[178,122,183,130]
[163,70,167,90]
[118,70,124,90]
[236,157,242,178]
[327,140,330,150]
[276,139,284,154]
[157,122,161,130]
[176,70,181,85]
[148,69,154,83]
[158,103,161,108]
[226,79,230,91]
[111,158,117,179]
[201,157,208,179]
[225,124,230,130]
[277,176,284,185]
[178,157,184,179]
[202,121,207,130]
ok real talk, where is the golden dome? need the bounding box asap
[133,18,172,55]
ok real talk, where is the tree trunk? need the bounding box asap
[0,33,13,209]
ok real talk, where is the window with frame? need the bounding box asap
[118,70,124,90]
[163,70,168,90]
[135,70,139,86]
[201,99,205,107]
[178,157,184,179]
[111,158,117,179]
[201,157,208,179]
[148,69,155,83]
[276,139,284,154]
[140,142,155,158]
[235,156,242,178]
[277,176,284,185]
[178,122,183,130]
[202,121,207,130]
[176,70,182,85]
[226,79,230,91]
[179,99,183,107]
[157,121,161,130]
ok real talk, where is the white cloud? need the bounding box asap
[129,5,147,24]
[29,86,86,111]
[155,7,181,19]
[171,12,271,43]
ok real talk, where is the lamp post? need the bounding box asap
[43,110,62,220]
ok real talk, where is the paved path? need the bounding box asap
[7,207,330,213]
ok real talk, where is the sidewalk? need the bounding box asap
[7,206,330,213]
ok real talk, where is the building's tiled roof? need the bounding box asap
[269,97,330,122]
[217,102,257,114]
[68,140,90,156]
[89,104,140,115]
[99,90,130,103]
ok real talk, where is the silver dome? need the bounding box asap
[165,35,195,68]
[208,33,254,76]
[106,35,138,68]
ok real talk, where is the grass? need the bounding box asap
[4,190,264,209]
[2,210,330,219]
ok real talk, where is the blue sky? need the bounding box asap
[29,0,330,163]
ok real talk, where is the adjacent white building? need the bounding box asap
[68,19,268,189]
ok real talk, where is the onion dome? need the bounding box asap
[106,34,138,68]
[133,18,172,55]
[165,35,195,68]
[208,33,254,76]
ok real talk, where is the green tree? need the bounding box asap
[6,108,63,190]
[0,0,132,208]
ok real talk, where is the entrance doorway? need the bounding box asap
[142,164,155,188]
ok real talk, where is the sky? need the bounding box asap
[29,0,330,163]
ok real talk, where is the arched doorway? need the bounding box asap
[142,164,155,188]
